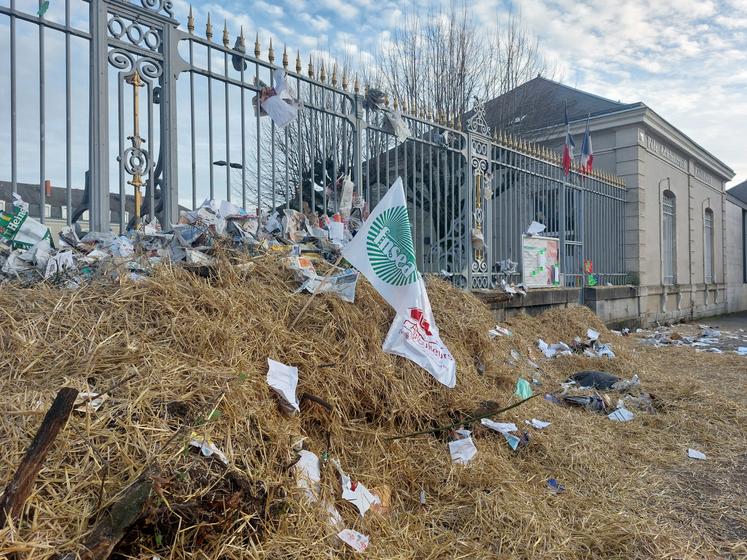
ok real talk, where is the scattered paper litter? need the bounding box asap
[449,429,477,465]
[489,325,512,338]
[547,478,565,494]
[266,358,300,413]
[537,339,571,358]
[515,378,533,399]
[735,347,747,356]
[337,529,369,553]
[502,432,522,450]
[526,221,546,235]
[688,448,706,460]
[587,328,600,341]
[295,450,321,501]
[298,268,359,303]
[608,407,635,422]
[73,392,109,413]
[525,418,551,429]
[333,460,381,517]
[189,432,229,464]
[481,419,518,433]
[595,343,616,358]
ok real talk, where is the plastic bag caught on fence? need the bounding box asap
[260,72,300,128]
[383,110,411,141]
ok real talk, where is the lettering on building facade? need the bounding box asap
[639,131,688,170]
[692,165,721,189]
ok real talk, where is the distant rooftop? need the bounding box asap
[727,179,747,204]
[479,76,643,133]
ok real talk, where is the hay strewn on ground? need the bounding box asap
[1,256,745,559]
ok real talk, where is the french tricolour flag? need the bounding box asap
[562,105,575,176]
[580,115,593,173]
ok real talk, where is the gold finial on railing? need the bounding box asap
[254,33,260,58]
[295,50,301,73]
[354,75,360,94]
[222,20,229,47]
[439,112,445,125]
[187,4,194,34]
[319,62,326,82]
[308,55,314,78]
[268,38,274,63]
[364,83,369,97]
[205,12,212,41]
[342,69,348,90]
[393,97,398,110]
[384,93,389,108]
[282,45,288,69]
[331,63,338,87]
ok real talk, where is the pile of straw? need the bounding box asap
[1,255,745,559]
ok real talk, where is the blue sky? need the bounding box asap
[0,0,745,197]
[174,0,747,186]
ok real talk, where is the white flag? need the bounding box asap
[342,178,456,388]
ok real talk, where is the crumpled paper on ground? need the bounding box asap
[332,459,381,517]
[189,432,229,464]
[266,358,300,414]
[449,428,477,465]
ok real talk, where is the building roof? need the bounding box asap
[727,179,747,204]
[480,76,643,133]
[478,76,734,181]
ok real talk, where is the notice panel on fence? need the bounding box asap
[522,235,560,288]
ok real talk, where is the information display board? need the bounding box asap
[522,235,560,288]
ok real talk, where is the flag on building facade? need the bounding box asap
[342,178,456,388]
[562,104,575,176]
[580,115,593,173]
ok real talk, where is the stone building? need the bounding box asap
[484,77,742,325]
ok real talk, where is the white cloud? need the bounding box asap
[508,0,747,183]
[318,0,359,20]
[299,12,332,32]
[254,1,284,19]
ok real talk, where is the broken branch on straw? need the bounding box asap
[387,395,539,440]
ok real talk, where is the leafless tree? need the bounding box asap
[375,2,554,131]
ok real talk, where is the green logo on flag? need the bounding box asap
[366,205,418,286]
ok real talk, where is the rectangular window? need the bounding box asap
[0,200,5,212]
[743,210,747,284]
[61,205,68,221]
[44,204,52,218]
[704,210,714,284]
[662,194,676,285]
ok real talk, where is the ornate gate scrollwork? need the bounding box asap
[466,100,493,289]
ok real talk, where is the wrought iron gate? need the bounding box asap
[0,0,628,289]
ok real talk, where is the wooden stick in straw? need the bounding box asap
[387,394,539,440]
[0,387,78,527]
[289,255,344,329]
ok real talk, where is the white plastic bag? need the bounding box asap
[261,72,299,128]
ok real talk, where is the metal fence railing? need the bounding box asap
[0,0,628,290]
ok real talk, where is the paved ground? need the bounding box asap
[688,310,747,331]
